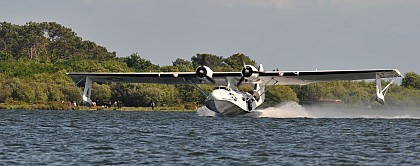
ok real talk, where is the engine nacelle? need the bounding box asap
[195,65,214,81]
[241,65,259,81]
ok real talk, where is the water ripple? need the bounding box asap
[0,110,419,165]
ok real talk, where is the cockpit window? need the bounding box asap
[214,86,228,90]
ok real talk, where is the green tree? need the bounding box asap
[387,85,420,106]
[39,22,79,62]
[71,60,108,72]
[48,84,65,102]
[0,51,14,61]
[110,83,130,105]
[402,72,420,90]
[100,60,132,72]
[0,22,21,57]
[172,58,192,66]
[1,21,117,63]
[0,78,13,103]
[262,85,298,107]
[191,53,225,69]
[4,78,36,103]
[176,84,210,104]
[20,22,49,61]
[91,83,112,104]
[291,83,327,102]
[32,82,49,102]
[122,53,159,72]
[224,53,256,71]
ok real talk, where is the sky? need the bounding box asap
[1,0,419,74]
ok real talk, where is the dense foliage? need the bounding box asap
[1,22,419,109]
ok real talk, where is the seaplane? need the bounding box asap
[67,58,401,116]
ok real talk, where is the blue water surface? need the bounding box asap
[0,110,419,165]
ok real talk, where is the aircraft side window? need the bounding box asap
[214,86,228,90]
[229,93,237,101]
[253,92,260,102]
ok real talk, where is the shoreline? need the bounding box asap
[0,103,196,112]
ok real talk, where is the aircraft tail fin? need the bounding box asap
[258,64,264,73]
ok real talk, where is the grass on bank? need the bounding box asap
[0,101,197,112]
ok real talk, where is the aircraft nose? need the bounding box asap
[205,100,219,113]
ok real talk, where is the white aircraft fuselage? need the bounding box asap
[204,86,264,116]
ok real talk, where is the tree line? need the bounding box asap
[1,22,419,109]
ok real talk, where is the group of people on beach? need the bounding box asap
[65,100,160,110]
[87,101,124,109]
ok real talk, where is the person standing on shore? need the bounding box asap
[150,101,155,110]
[118,101,122,109]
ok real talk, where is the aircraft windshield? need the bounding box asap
[214,86,228,90]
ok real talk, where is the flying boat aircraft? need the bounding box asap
[67,59,401,116]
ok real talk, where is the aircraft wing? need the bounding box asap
[66,72,241,84]
[258,69,402,85]
[66,69,401,85]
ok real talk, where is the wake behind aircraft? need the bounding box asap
[67,59,401,116]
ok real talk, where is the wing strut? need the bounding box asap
[82,77,93,105]
[72,77,93,106]
[253,78,279,99]
[246,78,279,102]
[188,80,208,96]
[74,77,85,98]
[375,73,395,105]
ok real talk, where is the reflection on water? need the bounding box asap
[0,109,419,165]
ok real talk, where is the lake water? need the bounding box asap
[0,103,419,165]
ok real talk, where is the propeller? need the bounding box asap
[236,56,261,87]
[195,54,215,84]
